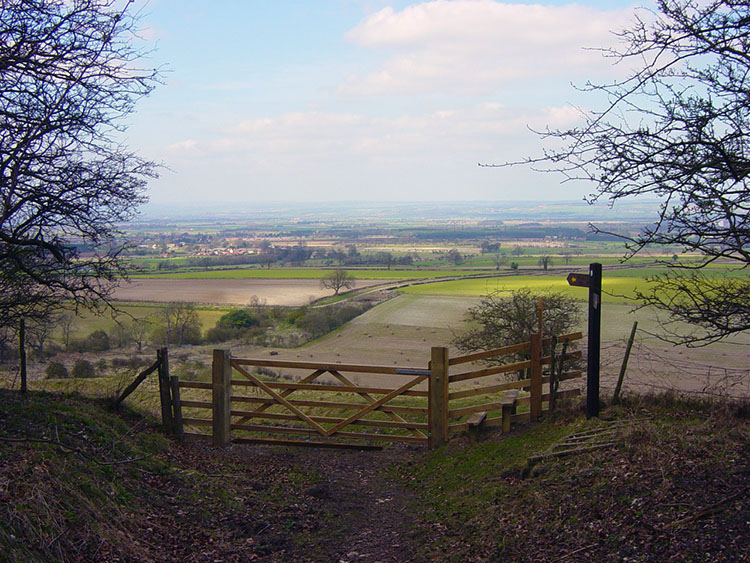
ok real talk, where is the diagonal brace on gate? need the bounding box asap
[327,369,427,440]
[231,362,328,436]
[324,374,426,438]
[234,368,327,425]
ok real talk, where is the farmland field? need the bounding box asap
[114,278,386,306]
[227,294,749,398]
[398,267,748,302]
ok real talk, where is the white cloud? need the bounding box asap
[340,1,634,96]
[163,102,583,164]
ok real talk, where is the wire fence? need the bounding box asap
[597,338,750,399]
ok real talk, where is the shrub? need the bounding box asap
[295,302,371,339]
[86,330,111,351]
[45,361,68,379]
[68,330,111,352]
[71,359,96,379]
[205,308,267,343]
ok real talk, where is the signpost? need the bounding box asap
[567,263,602,419]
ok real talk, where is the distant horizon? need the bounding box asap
[136,198,662,224]
[129,1,645,204]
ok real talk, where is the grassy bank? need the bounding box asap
[1,389,747,561]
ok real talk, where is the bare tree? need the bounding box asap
[25,314,61,358]
[454,289,581,378]
[538,255,553,271]
[447,248,463,265]
[114,315,153,353]
[0,0,159,330]
[60,312,75,351]
[504,1,750,345]
[156,303,201,347]
[320,269,356,296]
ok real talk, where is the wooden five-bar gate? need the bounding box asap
[173,332,583,449]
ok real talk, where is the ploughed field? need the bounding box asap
[114,278,386,306]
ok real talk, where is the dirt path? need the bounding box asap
[290,447,427,562]
[172,440,433,562]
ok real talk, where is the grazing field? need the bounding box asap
[114,278,385,306]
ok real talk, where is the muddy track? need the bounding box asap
[288,446,429,562]
[181,441,434,562]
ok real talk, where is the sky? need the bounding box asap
[127,0,648,204]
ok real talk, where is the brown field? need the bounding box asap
[113,278,384,306]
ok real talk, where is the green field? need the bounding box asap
[64,303,228,340]
[398,266,748,302]
[399,274,644,302]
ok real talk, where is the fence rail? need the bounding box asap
[174,330,584,449]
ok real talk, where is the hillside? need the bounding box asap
[1,389,748,562]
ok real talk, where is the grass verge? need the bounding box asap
[399,395,750,561]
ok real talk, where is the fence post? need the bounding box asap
[530,333,543,420]
[170,375,184,441]
[157,348,173,433]
[428,346,449,449]
[212,349,232,447]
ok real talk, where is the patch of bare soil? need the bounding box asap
[151,441,433,562]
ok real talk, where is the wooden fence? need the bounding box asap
[174,332,583,449]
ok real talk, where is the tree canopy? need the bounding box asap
[454,289,580,359]
[0,0,159,329]
[512,0,750,345]
[320,269,356,296]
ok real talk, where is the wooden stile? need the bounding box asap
[467,411,487,444]
[501,390,519,433]
[541,331,582,347]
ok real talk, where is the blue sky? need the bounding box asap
[127,0,646,204]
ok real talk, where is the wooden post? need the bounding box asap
[428,346,449,449]
[19,319,26,394]
[157,348,173,433]
[170,375,184,441]
[587,263,602,419]
[530,332,543,420]
[612,321,637,405]
[212,349,232,447]
[113,357,161,409]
